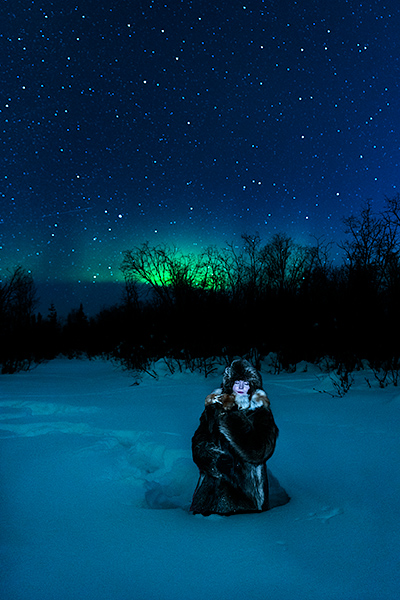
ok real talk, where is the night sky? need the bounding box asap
[2,0,400,315]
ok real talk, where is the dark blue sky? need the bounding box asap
[2,0,400,314]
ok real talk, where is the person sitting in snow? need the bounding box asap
[190,358,283,516]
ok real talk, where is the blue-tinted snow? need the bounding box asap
[1,358,399,600]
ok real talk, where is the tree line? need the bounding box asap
[2,197,400,376]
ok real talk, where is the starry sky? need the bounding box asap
[2,0,400,315]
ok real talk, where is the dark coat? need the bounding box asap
[190,389,279,516]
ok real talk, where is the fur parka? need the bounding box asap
[190,359,280,516]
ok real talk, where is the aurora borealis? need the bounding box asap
[2,0,400,314]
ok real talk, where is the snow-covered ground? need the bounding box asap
[1,357,399,600]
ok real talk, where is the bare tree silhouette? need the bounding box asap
[0,266,38,372]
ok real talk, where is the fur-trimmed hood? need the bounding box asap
[204,358,269,411]
[221,359,262,395]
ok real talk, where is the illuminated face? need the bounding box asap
[233,380,250,395]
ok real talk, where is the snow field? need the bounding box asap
[1,358,399,600]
